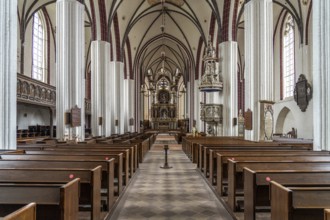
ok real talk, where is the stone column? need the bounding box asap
[128,79,135,132]
[244,0,274,141]
[220,41,238,136]
[91,41,111,137]
[122,78,132,132]
[56,0,85,140]
[110,62,124,134]
[120,67,126,134]
[194,80,201,132]
[0,0,17,149]
[313,1,330,151]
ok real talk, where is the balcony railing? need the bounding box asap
[17,74,92,113]
[17,74,56,107]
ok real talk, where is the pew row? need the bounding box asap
[0,153,123,194]
[2,202,36,220]
[0,167,103,220]
[244,168,330,220]
[208,149,329,184]
[0,179,79,220]
[227,160,330,212]
[271,181,330,220]
[325,209,330,220]
[215,152,330,195]
[0,159,115,212]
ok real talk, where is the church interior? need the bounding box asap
[1,0,330,219]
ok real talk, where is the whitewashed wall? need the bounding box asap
[17,103,55,129]
[272,8,313,140]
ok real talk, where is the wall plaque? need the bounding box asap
[264,105,273,140]
[294,74,312,112]
[245,109,252,130]
[71,105,81,127]
[129,118,134,126]
[237,110,245,137]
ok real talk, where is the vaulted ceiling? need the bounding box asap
[17,0,312,88]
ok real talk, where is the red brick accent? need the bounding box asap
[232,0,239,41]
[123,50,127,79]
[195,37,203,80]
[89,0,97,40]
[113,13,121,61]
[109,29,114,61]
[126,38,133,79]
[305,2,312,45]
[98,0,108,41]
[238,71,244,113]
[42,9,51,84]
[222,0,231,41]
[279,12,287,100]
[209,14,216,40]
[86,69,91,99]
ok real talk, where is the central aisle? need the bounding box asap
[110,134,234,220]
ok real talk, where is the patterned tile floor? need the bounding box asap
[109,134,234,220]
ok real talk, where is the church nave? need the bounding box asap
[110,134,233,220]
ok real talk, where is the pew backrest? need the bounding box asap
[3,202,36,220]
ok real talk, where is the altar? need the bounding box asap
[151,89,177,130]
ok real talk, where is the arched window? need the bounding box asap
[282,14,295,99]
[32,11,47,82]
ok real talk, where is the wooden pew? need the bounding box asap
[0,153,124,193]
[0,167,102,220]
[204,146,322,178]
[2,203,36,220]
[182,137,250,163]
[244,168,330,220]
[20,143,138,174]
[0,150,25,155]
[270,181,330,220]
[19,150,130,186]
[55,143,138,172]
[183,136,311,164]
[49,145,135,176]
[215,152,330,195]
[0,178,79,220]
[227,160,330,211]
[325,209,330,220]
[0,159,115,211]
[200,143,313,173]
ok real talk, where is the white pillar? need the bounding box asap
[0,0,17,149]
[110,62,124,134]
[313,1,330,151]
[244,0,273,141]
[187,81,191,128]
[123,79,129,132]
[128,79,135,132]
[220,41,238,136]
[194,80,201,131]
[56,0,85,140]
[91,41,111,137]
